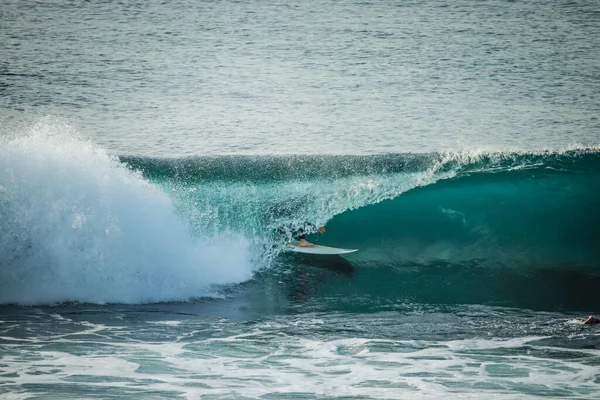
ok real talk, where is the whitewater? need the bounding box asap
[0,124,254,305]
[2,0,600,398]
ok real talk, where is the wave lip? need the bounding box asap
[120,146,600,182]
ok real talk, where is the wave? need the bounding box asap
[1,120,598,306]
[123,147,600,270]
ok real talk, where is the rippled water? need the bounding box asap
[2,0,599,155]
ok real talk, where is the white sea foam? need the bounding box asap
[2,323,598,400]
[0,119,253,305]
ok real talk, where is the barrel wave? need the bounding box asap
[1,125,599,307]
[123,149,600,310]
[123,149,600,272]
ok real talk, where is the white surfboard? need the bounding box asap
[287,241,358,255]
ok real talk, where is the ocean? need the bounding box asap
[1,0,599,399]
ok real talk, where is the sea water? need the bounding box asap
[1,1,599,399]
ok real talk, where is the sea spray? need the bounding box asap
[0,120,253,305]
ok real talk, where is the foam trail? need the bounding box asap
[0,120,253,305]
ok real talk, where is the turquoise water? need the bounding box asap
[1,0,600,398]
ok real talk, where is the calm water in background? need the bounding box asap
[2,0,599,155]
[1,1,600,399]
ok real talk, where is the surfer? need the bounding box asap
[583,315,599,325]
[277,224,326,247]
[267,198,326,246]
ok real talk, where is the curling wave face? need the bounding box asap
[123,148,600,310]
[124,147,600,269]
